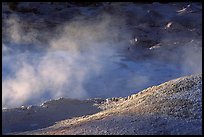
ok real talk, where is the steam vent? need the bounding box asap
[2,2,202,135]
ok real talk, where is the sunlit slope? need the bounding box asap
[19,74,202,135]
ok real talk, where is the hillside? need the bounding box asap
[2,2,202,135]
[4,74,202,135]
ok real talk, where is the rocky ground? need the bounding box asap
[2,2,202,51]
[2,2,202,135]
[4,74,202,135]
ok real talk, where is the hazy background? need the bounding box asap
[2,2,202,108]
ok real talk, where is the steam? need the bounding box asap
[4,14,39,44]
[2,13,130,108]
[181,41,202,74]
[2,3,202,108]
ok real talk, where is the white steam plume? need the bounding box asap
[2,3,202,108]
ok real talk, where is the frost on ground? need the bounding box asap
[4,74,202,135]
[2,2,202,135]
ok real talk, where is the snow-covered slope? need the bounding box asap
[4,74,202,135]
